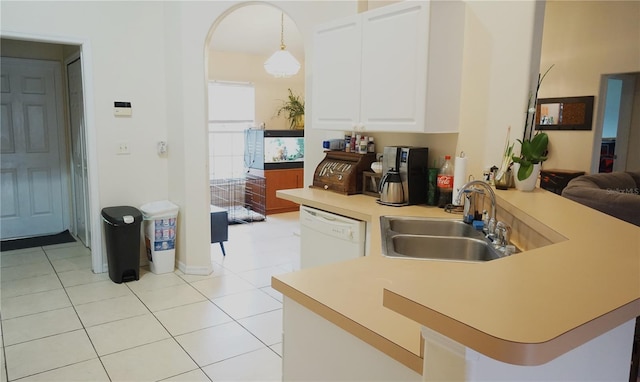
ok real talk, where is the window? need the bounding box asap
[208,81,255,179]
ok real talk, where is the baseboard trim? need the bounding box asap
[177,261,213,276]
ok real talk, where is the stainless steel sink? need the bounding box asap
[381,216,484,239]
[380,216,505,262]
[388,235,502,262]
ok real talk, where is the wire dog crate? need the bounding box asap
[210,175,266,224]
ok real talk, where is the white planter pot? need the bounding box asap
[514,163,541,191]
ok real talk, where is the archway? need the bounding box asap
[203,3,305,230]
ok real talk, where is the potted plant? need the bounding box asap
[495,126,515,190]
[511,132,549,191]
[276,88,305,129]
[509,64,553,191]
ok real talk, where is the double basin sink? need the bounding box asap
[380,216,504,262]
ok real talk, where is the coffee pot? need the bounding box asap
[379,169,405,204]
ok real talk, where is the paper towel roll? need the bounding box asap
[452,154,467,204]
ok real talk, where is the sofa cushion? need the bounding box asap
[627,171,640,189]
[562,171,640,226]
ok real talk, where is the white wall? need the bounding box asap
[1,2,170,206]
[0,0,551,272]
[539,0,640,173]
[164,1,357,273]
[455,0,546,179]
[208,50,305,130]
[1,1,170,271]
[0,0,356,274]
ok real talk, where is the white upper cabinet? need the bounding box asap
[359,3,428,132]
[311,16,362,131]
[311,1,465,133]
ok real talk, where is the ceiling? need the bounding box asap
[209,4,304,57]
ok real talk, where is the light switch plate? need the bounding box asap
[117,142,130,155]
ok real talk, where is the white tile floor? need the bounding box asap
[0,212,300,382]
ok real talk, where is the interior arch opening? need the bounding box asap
[204,3,305,227]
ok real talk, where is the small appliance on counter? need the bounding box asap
[378,169,405,205]
[312,151,376,195]
[381,146,429,205]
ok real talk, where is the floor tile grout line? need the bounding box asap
[1,320,7,382]
[195,344,279,372]
[1,326,85,349]
[233,315,284,355]
[0,269,57,286]
[0,284,66,305]
[7,355,98,382]
[182,218,296,374]
[2,217,298,381]
[2,244,101,381]
[2,268,107,290]
[160,367,213,382]
[120,277,212,376]
[41,246,113,382]
[80,310,150,330]
[124,277,219,382]
[152,259,286,366]
[94,337,172,358]
[198,280,284,361]
[0,305,72,323]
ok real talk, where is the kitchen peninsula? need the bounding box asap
[272,187,640,381]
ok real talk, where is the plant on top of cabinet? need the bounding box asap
[276,88,305,129]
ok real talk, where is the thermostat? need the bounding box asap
[114,101,132,116]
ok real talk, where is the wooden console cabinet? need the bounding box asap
[249,168,303,215]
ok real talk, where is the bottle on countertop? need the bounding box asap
[367,136,375,153]
[437,155,454,208]
[323,139,345,151]
[359,136,368,154]
[350,131,356,152]
[345,134,351,152]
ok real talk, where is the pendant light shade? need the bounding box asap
[264,13,300,78]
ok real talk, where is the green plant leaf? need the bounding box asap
[513,132,549,167]
[517,162,533,181]
[530,133,548,155]
[276,88,305,128]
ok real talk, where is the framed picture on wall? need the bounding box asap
[535,96,595,131]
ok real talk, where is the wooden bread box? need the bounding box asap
[312,151,376,195]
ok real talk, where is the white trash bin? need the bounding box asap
[140,200,179,274]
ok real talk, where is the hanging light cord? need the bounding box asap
[280,13,286,50]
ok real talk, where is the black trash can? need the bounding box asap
[101,206,142,283]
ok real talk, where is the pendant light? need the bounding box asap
[264,12,300,78]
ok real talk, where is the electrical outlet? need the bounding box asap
[157,141,167,155]
[117,142,130,155]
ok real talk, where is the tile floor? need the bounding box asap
[0,212,300,382]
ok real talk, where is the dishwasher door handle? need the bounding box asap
[305,212,355,229]
[301,207,362,240]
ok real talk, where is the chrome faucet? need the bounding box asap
[454,180,497,235]
[455,180,514,254]
[494,221,511,247]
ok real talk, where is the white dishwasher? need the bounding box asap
[299,205,366,269]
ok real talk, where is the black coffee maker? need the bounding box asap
[382,146,429,205]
